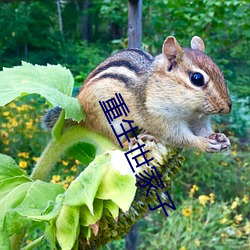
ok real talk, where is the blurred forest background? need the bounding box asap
[0,0,249,249]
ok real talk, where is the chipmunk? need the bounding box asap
[44,36,232,153]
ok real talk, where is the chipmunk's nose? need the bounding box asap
[219,101,232,114]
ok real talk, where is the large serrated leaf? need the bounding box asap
[0,62,84,121]
[20,181,64,213]
[0,154,30,181]
[64,153,110,213]
[96,165,136,212]
[0,176,31,201]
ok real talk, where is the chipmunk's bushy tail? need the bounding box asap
[41,106,62,130]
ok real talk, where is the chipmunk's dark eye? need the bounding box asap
[190,72,204,87]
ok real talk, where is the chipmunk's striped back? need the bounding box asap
[83,48,155,88]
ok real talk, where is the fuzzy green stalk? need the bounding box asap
[30,125,118,181]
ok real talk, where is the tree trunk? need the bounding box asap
[128,0,142,48]
[82,0,89,41]
[125,223,137,250]
[56,0,63,36]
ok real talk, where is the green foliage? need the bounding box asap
[0,154,64,249]
[0,1,249,249]
[0,62,84,122]
[137,195,249,249]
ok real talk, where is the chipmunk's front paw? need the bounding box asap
[206,133,230,152]
[128,133,156,150]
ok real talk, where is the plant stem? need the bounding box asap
[30,126,117,181]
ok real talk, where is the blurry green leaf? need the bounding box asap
[96,163,136,212]
[45,220,56,249]
[80,199,103,226]
[21,235,45,250]
[0,62,84,122]
[0,176,31,201]
[81,226,92,240]
[17,181,64,215]
[56,205,80,250]
[52,109,65,139]
[0,154,65,246]
[64,153,110,213]
[103,200,119,219]
[0,154,30,181]
[64,151,136,214]
[66,142,96,165]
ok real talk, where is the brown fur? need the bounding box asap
[77,36,231,152]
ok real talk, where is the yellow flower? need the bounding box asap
[209,193,215,204]
[63,182,69,189]
[3,111,9,116]
[32,157,39,162]
[0,130,8,138]
[234,214,243,224]
[66,176,75,182]
[244,221,250,234]
[243,195,248,204]
[18,152,29,159]
[236,229,242,237]
[11,119,18,127]
[62,160,69,166]
[182,207,192,217]
[179,247,186,250]
[221,232,227,238]
[9,102,16,108]
[70,165,77,172]
[232,150,237,156]
[51,175,61,183]
[3,138,9,145]
[189,184,199,198]
[231,198,240,209]
[198,195,210,206]
[220,217,228,224]
[19,161,28,169]
[194,238,201,247]
[221,162,228,167]
[26,121,33,129]
[75,160,81,165]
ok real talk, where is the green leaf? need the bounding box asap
[45,220,56,249]
[0,176,32,201]
[56,205,80,250]
[52,109,65,139]
[64,150,136,213]
[79,199,103,226]
[96,164,136,212]
[21,235,45,250]
[0,182,32,218]
[65,142,96,165]
[20,181,64,213]
[0,154,65,245]
[0,62,85,122]
[64,153,110,213]
[80,226,92,240]
[0,154,30,181]
[103,200,119,219]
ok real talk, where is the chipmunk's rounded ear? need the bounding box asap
[191,36,205,52]
[162,36,184,62]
